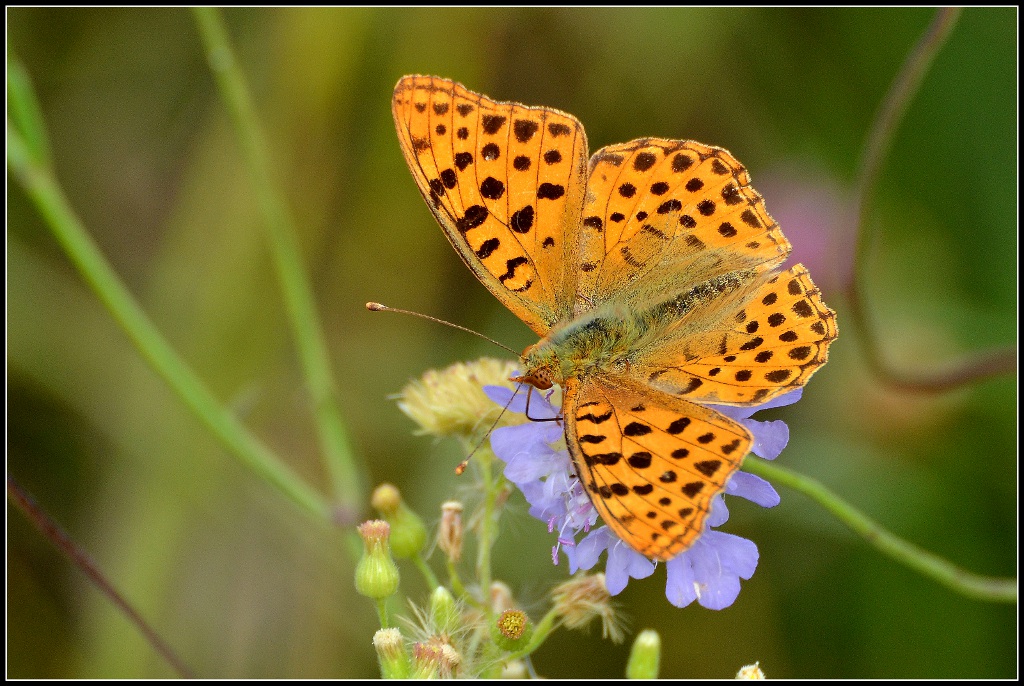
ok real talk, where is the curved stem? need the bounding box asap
[744,458,1016,603]
[8,476,196,678]
[846,7,1016,393]
[191,8,366,518]
[412,552,440,590]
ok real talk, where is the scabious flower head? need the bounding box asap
[397,358,524,438]
[486,383,802,610]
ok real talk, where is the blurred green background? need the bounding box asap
[7,7,1016,678]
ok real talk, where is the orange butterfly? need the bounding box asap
[392,75,836,561]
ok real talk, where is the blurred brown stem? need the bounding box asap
[7,475,196,678]
[846,7,1016,393]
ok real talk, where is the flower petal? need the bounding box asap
[483,384,559,419]
[709,387,803,421]
[689,531,759,610]
[664,554,698,608]
[725,471,781,508]
[743,418,790,460]
[604,537,655,595]
[706,494,730,528]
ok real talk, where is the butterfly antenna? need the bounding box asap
[366,302,519,355]
[454,384,522,475]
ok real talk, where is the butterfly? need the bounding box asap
[392,75,836,561]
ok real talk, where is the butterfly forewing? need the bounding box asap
[578,139,791,314]
[564,377,752,561]
[393,75,588,334]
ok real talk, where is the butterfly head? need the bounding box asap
[511,343,560,391]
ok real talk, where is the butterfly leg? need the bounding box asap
[523,385,563,424]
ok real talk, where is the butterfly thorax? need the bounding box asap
[519,304,643,390]
[518,269,763,392]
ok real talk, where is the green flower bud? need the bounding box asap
[626,629,661,679]
[355,520,400,600]
[372,628,410,679]
[371,483,427,558]
[410,642,442,680]
[491,609,533,652]
[429,586,460,638]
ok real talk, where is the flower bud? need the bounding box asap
[736,662,766,679]
[411,642,442,680]
[355,520,400,600]
[371,483,427,559]
[491,609,533,652]
[372,628,410,679]
[437,501,464,563]
[489,581,515,614]
[437,643,461,678]
[429,586,460,638]
[501,660,528,679]
[626,629,661,679]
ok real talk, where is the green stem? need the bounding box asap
[412,553,440,590]
[7,124,332,522]
[376,598,390,629]
[191,8,365,517]
[475,450,499,612]
[744,458,1017,603]
[446,558,482,609]
[846,7,1016,393]
[7,56,52,169]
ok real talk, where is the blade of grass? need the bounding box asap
[191,8,366,520]
[8,120,332,524]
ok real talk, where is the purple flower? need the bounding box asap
[486,384,801,610]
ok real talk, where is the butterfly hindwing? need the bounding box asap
[393,75,589,334]
[564,376,753,562]
[637,264,838,406]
